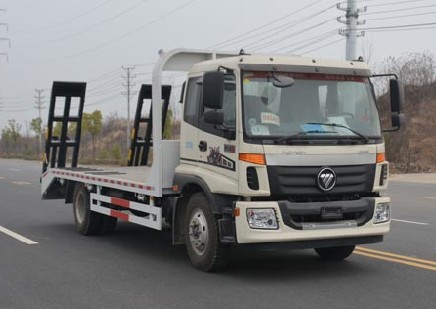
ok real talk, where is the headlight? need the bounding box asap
[246,208,278,229]
[374,203,390,224]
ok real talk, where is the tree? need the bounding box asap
[30,117,43,155]
[82,110,103,159]
[3,119,22,155]
[30,118,42,136]
[376,51,436,172]
[52,122,62,137]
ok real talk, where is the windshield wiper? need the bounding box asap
[307,122,370,144]
[274,130,337,144]
[274,132,308,144]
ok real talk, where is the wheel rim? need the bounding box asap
[75,193,86,224]
[188,208,209,256]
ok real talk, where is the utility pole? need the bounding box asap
[337,0,366,61]
[0,9,9,63]
[35,89,45,156]
[121,66,136,152]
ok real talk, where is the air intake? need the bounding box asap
[247,167,259,190]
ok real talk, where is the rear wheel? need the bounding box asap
[184,192,228,272]
[73,184,103,235]
[315,245,355,260]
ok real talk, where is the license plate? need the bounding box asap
[321,207,343,220]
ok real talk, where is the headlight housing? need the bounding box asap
[374,203,390,224]
[246,208,278,229]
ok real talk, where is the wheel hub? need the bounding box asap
[188,209,209,256]
[75,194,86,224]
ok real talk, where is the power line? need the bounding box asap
[355,22,436,31]
[209,0,326,49]
[25,0,198,64]
[86,93,120,108]
[285,31,339,54]
[249,17,336,51]
[246,7,338,51]
[299,37,345,56]
[87,76,122,93]
[13,0,116,32]
[367,25,436,32]
[369,0,433,8]
[366,10,436,21]
[87,84,122,97]
[12,0,151,49]
[364,3,436,16]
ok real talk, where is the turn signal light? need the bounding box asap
[376,153,385,163]
[239,153,266,165]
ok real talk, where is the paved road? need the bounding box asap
[0,158,435,309]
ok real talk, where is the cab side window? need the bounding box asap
[183,77,202,128]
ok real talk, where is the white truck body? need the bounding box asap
[41,49,403,271]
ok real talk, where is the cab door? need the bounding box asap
[197,74,239,189]
[179,76,202,167]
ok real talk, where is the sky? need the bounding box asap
[0,0,435,133]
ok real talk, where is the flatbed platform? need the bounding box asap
[42,164,175,197]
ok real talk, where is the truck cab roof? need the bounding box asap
[190,53,371,76]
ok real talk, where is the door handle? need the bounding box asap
[199,140,207,152]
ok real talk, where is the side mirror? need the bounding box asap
[202,71,224,109]
[389,79,404,113]
[391,113,405,128]
[204,110,224,125]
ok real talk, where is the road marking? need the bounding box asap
[11,181,32,185]
[424,197,436,200]
[0,176,4,180]
[0,225,38,245]
[9,168,22,171]
[355,247,436,271]
[391,218,429,225]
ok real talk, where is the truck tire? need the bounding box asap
[73,184,103,235]
[184,192,228,272]
[315,245,355,260]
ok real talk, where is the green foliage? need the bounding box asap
[52,122,62,137]
[98,149,110,160]
[30,118,43,136]
[82,110,103,160]
[163,108,173,139]
[1,119,22,155]
[111,144,122,161]
[82,110,103,136]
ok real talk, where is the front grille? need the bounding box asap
[278,198,375,230]
[290,210,367,224]
[267,165,376,198]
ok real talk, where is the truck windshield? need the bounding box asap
[242,71,382,142]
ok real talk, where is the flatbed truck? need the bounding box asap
[41,49,404,271]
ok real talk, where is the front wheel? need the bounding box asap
[315,245,355,260]
[184,192,228,272]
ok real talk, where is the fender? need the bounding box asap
[172,173,236,245]
[173,173,235,215]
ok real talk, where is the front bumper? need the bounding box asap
[235,197,390,244]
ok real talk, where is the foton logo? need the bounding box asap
[317,168,336,192]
